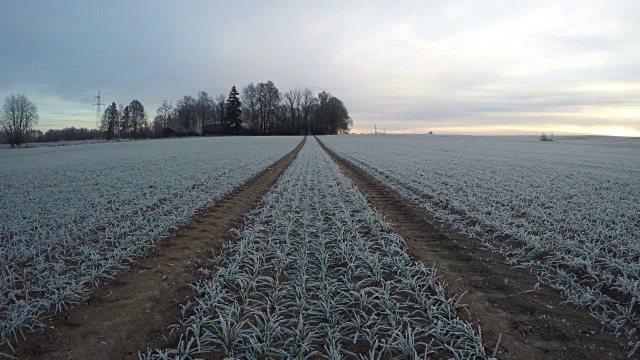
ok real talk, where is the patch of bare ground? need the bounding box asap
[11,137,305,360]
[317,137,627,360]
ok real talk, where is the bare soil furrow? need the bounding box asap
[317,137,627,360]
[12,138,306,360]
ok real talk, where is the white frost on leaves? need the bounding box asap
[321,134,640,354]
[0,136,301,352]
[143,138,492,359]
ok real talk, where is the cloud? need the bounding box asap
[329,1,640,134]
[0,0,639,134]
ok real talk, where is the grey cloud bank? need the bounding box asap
[1,0,639,135]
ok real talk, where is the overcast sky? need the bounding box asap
[1,0,639,135]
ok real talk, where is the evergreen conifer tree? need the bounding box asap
[225,85,242,134]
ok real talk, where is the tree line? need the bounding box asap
[100,99,152,140]
[153,81,352,136]
[28,127,101,143]
[0,81,352,147]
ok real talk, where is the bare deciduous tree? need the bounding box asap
[256,81,280,134]
[214,94,226,132]
[176,96,196,133]
[196,91,213,134]
[128,100,146,140]
[1,93,39,148]
[100,102,119,140]
[284,89,302,134]
[153,100,174,136]
[241,83,259,131]
[300,88,318,136]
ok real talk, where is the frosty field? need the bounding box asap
[321,134,640,351]
[0,136,300,351]
[1,134,637,358]
[144,137,491,359]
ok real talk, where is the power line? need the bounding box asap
[92,91,103,130]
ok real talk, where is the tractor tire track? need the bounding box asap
[317,136,627,360]
[12,137,306,360]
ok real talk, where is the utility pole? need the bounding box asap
[375,124,377,134]
[93,91,103,130]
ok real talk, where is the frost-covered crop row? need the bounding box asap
[321,134,640,353]
[144,137,491,359]
[0,136,301,352]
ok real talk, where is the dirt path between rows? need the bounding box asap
[318,137,627,360]
[12,137,305,360]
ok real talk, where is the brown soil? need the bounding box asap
[12,137,305,360]
[317,137,628,360]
